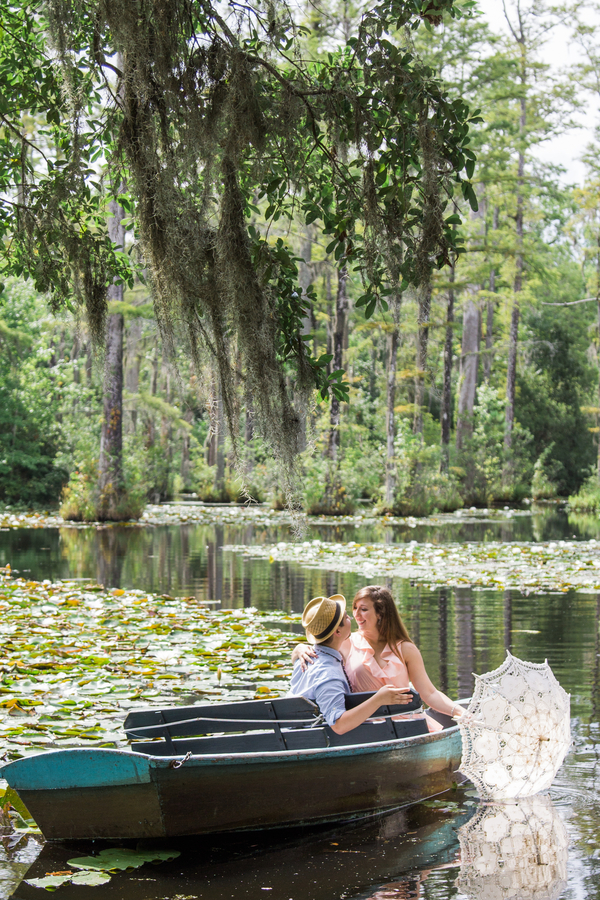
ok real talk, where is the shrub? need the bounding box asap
[568,473,600,512]
[532,444,563,500]
[60,443,146,522]
[460,386,533,505]
[383,419,462,516]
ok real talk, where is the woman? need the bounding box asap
[293,584,466,731]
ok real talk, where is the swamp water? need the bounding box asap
[1,502,600,899]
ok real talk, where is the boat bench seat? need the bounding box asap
[124,692,429,755]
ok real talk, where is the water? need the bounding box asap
[3,502,600,898]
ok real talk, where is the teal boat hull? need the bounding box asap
[0,727,463,841]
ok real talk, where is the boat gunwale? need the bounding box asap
[0,724,461,785]
[138,721,461,766]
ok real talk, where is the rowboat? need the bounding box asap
[0,692,466,841]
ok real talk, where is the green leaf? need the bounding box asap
[462,182,479,212]
[25,874,72,890]
[68,848,180,872]
[71,871,112,886]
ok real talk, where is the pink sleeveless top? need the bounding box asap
[345,631,409,691]
[344,632,442,732]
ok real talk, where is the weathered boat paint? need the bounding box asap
[0,727,463,841]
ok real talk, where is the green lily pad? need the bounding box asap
[68,847,180,871]
[25,873,72,890]
[70,870,112,885]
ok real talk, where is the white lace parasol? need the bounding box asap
[458,653,571,800]
[457,794,568,900]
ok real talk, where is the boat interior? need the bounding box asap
[124,692,458,755]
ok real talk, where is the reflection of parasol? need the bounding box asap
[456,794,568,900]
[458,653,570,800]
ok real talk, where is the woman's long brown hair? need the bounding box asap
[352,585,412,661]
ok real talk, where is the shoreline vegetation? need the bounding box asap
[0,502,535,531]
[5,4,600,527]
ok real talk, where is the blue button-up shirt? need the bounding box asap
[287,645,350,728]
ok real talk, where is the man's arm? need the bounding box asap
[329,685,412,735]
[313,675,412,735]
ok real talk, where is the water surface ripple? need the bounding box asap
[2,503,599,899]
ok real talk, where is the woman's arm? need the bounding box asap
[402,642,466,719]
[291,637,351,669]
[291,643,317,670]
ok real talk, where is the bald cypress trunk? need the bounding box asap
[384,326,400,507]
[413,279,431,435]
[440,262,455,473]
[503,56,526,488]
[456,298,481,452]
[327,264,348,462]
[97,195,126,520]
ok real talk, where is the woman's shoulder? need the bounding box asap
[395,639,419,659]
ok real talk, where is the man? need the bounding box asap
[288,594,411,734]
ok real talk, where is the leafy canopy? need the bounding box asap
[1,0,479,487]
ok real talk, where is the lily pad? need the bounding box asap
[25,869,112,890]
[70,870,112,885]
[25,873,72,890]
[68,847,180,871]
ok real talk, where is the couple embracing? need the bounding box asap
[288,585,466,734]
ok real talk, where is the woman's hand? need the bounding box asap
[374,685,413,706]
[291,643,317,671]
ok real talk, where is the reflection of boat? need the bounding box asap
[457,794,568,900]
[11,799,475,900]
[0,694,465,841]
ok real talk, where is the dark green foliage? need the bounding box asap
[0,365,67,506]
[0,283,68,505]
[517,301,597,496]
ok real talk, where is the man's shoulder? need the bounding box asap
[302,651,342,680]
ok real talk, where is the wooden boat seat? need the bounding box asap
[124,692,430,756]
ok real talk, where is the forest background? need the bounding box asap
[4,0,600,520]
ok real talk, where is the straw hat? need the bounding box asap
[302,594,346,644]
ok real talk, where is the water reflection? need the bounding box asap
[456,796,568,900]
[5,505,600,898]
[11,800,473,900]
[0,835,43,900]
[2,502,600,605]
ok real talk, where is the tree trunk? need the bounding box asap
[504,85,526,482]
[413,279,431,435]
[384,326,400,507]
[596,228,600,482]
[72,332,80,385]
[125,318,142,432]
[440,262,455,473]
[327,264,348,461]
[181,407,193,491]
[97,196,125,520]
[483,206,499,383]
[456,298,481,451]
[85,342,93,384]
[245,404,255,476]
[297,225,314,454]
[214,387,226,499]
